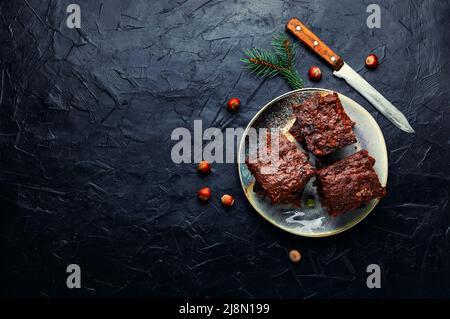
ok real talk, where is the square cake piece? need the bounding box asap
[246,132,315,203]
[316,150,386,216]
[292,92,357,156]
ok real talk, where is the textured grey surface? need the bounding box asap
[0,0,449,298]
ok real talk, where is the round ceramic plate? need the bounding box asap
[237,88,388,237]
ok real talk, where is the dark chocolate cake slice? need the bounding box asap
[246,132,314,203]
[292,92,357,156]
[316,150,386,216]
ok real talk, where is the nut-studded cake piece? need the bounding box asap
[246,132,314,203]
[316,150,386,216]
[292,92,357,156]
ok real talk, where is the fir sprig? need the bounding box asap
[241,48,281,78]
[271,33,298,68]
[241,33,303,90]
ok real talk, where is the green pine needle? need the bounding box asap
[241,33,303,90]
[280,67,304,91]
[240,48,280,78]
[271,33,299,68]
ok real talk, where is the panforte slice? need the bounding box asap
[292,92,357,156]
[316,150,386,216]
[246,132,314,203]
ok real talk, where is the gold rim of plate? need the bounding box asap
[237,88,388,238]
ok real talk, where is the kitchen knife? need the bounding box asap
[286,18,414,133]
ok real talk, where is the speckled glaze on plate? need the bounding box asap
[237,88,388,237]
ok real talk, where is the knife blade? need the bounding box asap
[333,63,414,133]
[286,18,414,133]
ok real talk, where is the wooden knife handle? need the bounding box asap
[286,18,344,71]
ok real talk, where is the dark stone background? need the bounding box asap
[1,0,449,298]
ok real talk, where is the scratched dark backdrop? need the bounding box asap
[1,0,449,298]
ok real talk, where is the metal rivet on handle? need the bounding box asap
[295,25,301,31]
[330,56,336,62]
[313,41,318,46]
